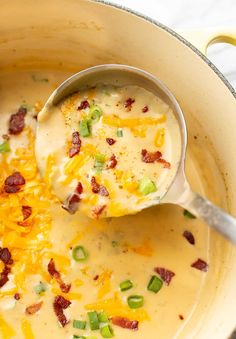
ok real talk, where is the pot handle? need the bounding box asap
[178,28,236,54]
[179,188,236,244]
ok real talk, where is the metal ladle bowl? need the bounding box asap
[37,64,236,244]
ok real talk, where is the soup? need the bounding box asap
[0,70,210,339]
[36,84,181,218]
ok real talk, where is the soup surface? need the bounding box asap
[0,70,210,339]
[36,84,181,218]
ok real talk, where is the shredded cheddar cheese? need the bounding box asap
[0,314,16,339]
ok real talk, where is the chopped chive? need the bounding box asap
[95,154,106,163]
[33,282,47,295]
[183,209,196,219]
[88,311,99,330]
[100,324,114,338]
[120,280,133,292]
[0,141,10,153]
[88,105,103,122]
[94,154,106,172]
[79,119,91,137]
[73,319,87,329]
[72,246,88,262]
[127,295,144,309]
[111,240,119,247]
[98,311,109,323]
[147,275,163,293]
[116,128,123,137]
[138,177,157,195]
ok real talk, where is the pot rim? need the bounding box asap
[94,0,236,101]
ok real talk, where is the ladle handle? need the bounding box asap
[181,190,236,244]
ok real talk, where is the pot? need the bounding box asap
[0,1,236,338]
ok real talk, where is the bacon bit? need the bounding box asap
[62,182,83,214]
[4,172,25,194]
[112,317,139,330]
[91,205,106,219]
[154,267,175,285]
[14,293,20,300]
[0,248,13,265]
[183,230,195,245]
[191,259,208,272]
[48,259,71,293]
[93,275,99,281]
[141,149,171,168]
[25,301,43,315]
[53,295,71,327]
[142,105,149,113]
[8,107,27,135]
[91,177,109,196]
[106,138,116,145]
[0,248,13,288]
[2,134,10,140]
[124,98,135,111]
[69,131,81,158]
[22,206,32,220]
[0,265,11,288]
[107,154,117,169]
[179,314,184,320]
[77,100,90,110]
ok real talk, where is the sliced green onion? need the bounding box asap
[127,295,144,309]
[73,336,85,339]
[88,105,103,122]
[73,319,87,329]
[100,324,114,338]
[183,209,196,219]
[138,177,157,195]
[95,154,105,163]
[72,246,88,262]
[116,128,123,137]
[0,141,10,153]
[119,279,133,292]
[111,240,119,247]
[33,282,47,295]
[88,311,99,330]
[147,275,163,293]
[94,154,106,172]
[98,311,109,323]
[79,119,91,137]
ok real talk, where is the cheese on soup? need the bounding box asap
[36,85,181,218]
[0,71,209,339]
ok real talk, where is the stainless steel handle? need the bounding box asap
[181,189,236,244]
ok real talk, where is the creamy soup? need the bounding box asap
[0,70,210,339]
[36,85,181,218]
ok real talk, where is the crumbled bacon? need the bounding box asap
[179,314,184,320]
[112,317,139,330]
[91,177,109,196]
[22,206,32,220]
[106,138,116,145]
[91,205,106,219]
[25,301,43,315]
[48,259,71,293]
[69,131,81,158]
[0,248,13,265]
[4,172,25,193]
[93,275,99,281]
[53,295,71,327]
[183,230,195,245]
[8,107,27,135]
[107,154,117,169]
[154,267,175,285]
[124,98,135,111]
[62,182,83,214]
[142,105,149,113]
[14,293,20,300]
[0,265,11,288]
[191,259,208,272]
[77,100,90,110]
[141,149,171,168]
